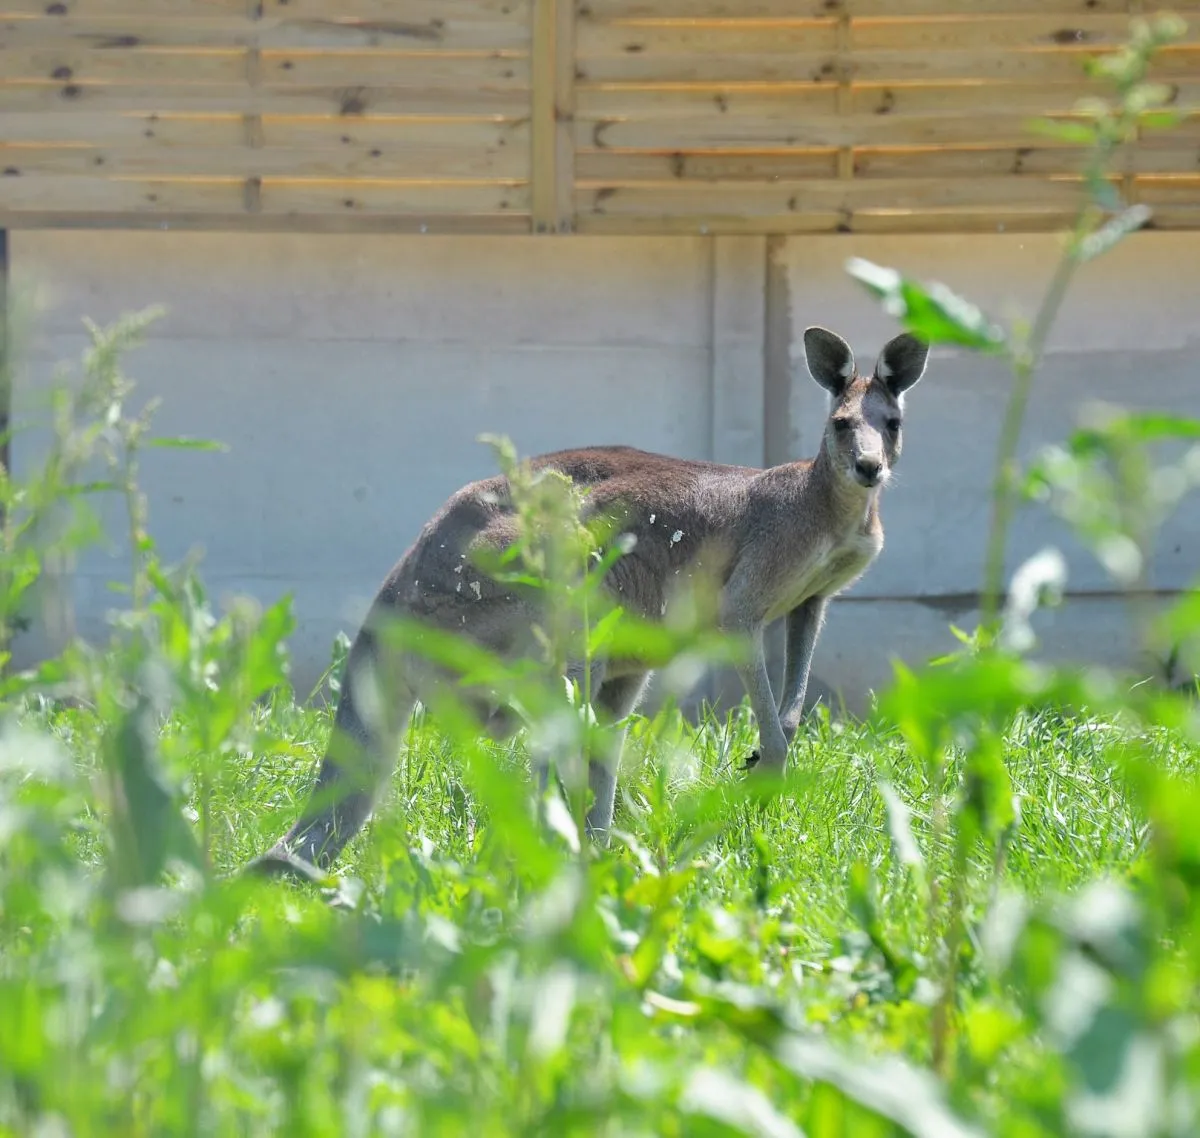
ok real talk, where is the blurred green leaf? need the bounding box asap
[846,257,1007,351]
[146,436,228,452]
[1026,118,1098,145]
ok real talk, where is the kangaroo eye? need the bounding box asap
[886,418,902,433]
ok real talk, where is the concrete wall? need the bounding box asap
[8,229,1198,713]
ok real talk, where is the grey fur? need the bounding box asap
[247,327,929,882]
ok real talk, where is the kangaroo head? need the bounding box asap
[802,326,928,491]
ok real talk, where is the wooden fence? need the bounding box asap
[0,0,1198,235]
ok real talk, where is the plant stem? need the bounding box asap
[978,222,1088,633]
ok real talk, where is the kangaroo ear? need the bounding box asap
[803,326,856,396]
[874,332,928,397]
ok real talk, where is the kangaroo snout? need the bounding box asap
[853,456,883,487]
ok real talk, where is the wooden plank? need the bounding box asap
[0,173,529,214]
[577,85,837,119]
[1143,209,1200,230]
[572,206,1084,235]
[575,175,1099,217]
[0,14,530,51]
[578,20,838,62]
[0,47,247,83]
[577,111,1093,151]
[2,0,528,19]
[0,83,529,115]
[579,0,1160,16]
[0,174,247,211]
[259,50,528,89]
[264,116,528,144]
[261,178,529,216]
[0,208,532,233]
[850,14,1154,52]
[1,0,244,13]
[0,141,530,180]
[849,79,1200,116]
[0,16,257,49]
[577,142,1200,183]
[0,111,246,143]
[850,145,1156,179]
[574,211,844,234]
[847,206,1079,233]
[576,149,838,180]
[1136,176,1200,207]
[257,0,528,21]
[576,46,1200,84]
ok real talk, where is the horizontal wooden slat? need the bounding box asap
[848,80,1200,116]
[263,116,527,145]
[266,179,529,215]
[0,173,249,211]
[0,15,530,51]
[260,51,528,89]
[256,0,526,20]
[0,51,529,89]
[576,175,1103,216]
[578,21,839,62]
[0,1,246,13]
[1137,176,1200,204]
[578,85,837,118]
[2,0,527,20]
[0,47,248,83]
[578,15,1158,56]
[573,207,1081,235]
[578,46,1200,84]
[579,80,1200,119]
[0,141,528,181]
[0,111,246,143]
[578,111,1093,151]
[580,1,1175,16]
[850,146,1196,179]
[0,173,528,213]
[852,15,1141,52]
[0,209,532,233]
[0,83,529,115]
[576,149,839,180]
[577,146,1199,183]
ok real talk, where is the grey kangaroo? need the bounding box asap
[250,326,929,881]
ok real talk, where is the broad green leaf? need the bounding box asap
[846,257,1007,352]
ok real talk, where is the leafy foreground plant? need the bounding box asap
[841,9,1200,1130]
[2,13,1200,1137]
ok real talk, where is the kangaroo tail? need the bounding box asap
[246,629,410,884]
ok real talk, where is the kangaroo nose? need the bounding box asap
[854,458,882,486]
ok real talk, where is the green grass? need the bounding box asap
[5,676,1192,1137]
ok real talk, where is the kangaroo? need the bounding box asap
[249,327,929,882]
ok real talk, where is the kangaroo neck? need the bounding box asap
[810,438,880,530]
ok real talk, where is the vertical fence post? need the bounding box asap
[531,0,576,233]
[0,228,9,494]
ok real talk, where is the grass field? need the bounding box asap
[5,635,1198,1136]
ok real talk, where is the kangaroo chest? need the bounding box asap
[766,527,882,623]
